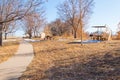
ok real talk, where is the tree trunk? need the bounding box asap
[5,33,7,40]
[0,24,3,46]
[29,33,32,39]
[80,25,83,46]
[74,31,77,38]
[34,31,36,38]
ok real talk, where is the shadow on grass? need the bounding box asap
[45,53,120,80]
[68,41,100,44]
[0,52,33,57]
[37,48,67,54]
[20,53,120,80]
[14,52,33,57]
[20,48,120,80]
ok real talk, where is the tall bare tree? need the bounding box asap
[57,0,94,44]
[0,0,44,46]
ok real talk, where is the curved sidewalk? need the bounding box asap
[0,41,34,80]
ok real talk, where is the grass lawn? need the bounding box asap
[0,41,19,63]
[20,40,120,80]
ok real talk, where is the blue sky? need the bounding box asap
[45,0,120,34]
[45,0,64,23]
[16,0,120,36]
[89,0,120,33]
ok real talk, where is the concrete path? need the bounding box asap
[0,41,34,80]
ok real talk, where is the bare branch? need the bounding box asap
[57,0,94,39]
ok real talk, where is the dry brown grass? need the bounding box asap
[0,41,19,63]
[20,40,120,80]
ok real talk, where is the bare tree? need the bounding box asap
[22,10,45,39]
[46,19,70,36]
[50,19,63,36]
[57,0,94,45]
[116,22,120,39]
[0,0,44,46]
[3,21,18,39]
[32,13,45,38]
[22,13,35,39]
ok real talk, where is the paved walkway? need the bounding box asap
[0,41,34,80]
